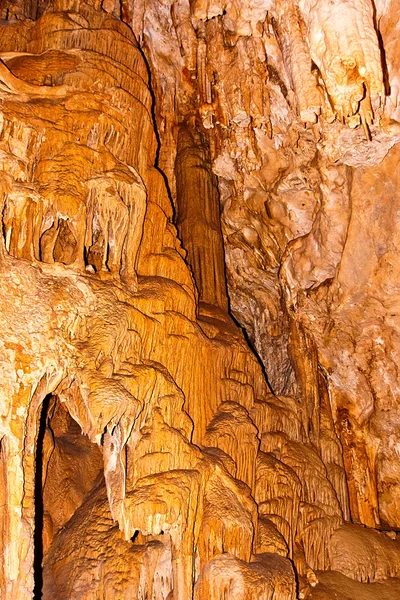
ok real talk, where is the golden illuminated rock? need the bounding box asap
[1,0,400,599]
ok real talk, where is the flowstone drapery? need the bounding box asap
[1,1,400,599]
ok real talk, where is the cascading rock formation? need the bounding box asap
[0,0,400,598]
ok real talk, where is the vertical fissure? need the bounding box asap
[33,394,51,600]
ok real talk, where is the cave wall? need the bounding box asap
[129,0,400,532]
[0,0,400,599]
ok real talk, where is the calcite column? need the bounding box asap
[175,116,229,313]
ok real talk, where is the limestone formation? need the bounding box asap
[1,0,400,599]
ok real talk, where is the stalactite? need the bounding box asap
[175,116,229,313]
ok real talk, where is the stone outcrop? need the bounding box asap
[1,0,400,599]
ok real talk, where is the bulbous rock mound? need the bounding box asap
[0,0,400,599]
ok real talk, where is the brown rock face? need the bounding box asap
[1,0,400,599]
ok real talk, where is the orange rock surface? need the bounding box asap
[0,0,400,599]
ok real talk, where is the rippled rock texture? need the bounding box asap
[0,0,400,598]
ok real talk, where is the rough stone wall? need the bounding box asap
[0,1,400,599]
[129,0,400,534]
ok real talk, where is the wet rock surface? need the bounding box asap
[1,1,400,598]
